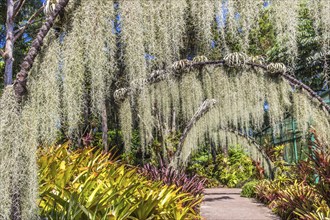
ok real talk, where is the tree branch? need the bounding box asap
[13,0,26,18]
[13,6,44,43]
[13,0,69,100]
[0,49,5,58]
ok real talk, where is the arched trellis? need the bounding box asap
[213,128,274,179]
[115,55,330,113]
[169,98,274,176]
[114,53,330,166]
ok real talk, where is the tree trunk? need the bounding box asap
[4,0,14,85]
[102,102,108,152]
[211,141,217,164]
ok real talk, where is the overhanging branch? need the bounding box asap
[13,0,26,18]
[13,0,69,100]
[13,6,45,43]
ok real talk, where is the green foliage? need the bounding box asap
[217,147,256,188]
[241,180,258,198]
[38,144,201,219]
[188,146,257,188]
[187,150,219,188]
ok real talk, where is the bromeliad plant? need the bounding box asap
[254,132,330,220]
[308,130,330,206]
[269,181,320,219]
[38,144,201,219]
[139,162,206,197]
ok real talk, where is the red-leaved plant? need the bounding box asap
[308,129,330,206]
[139,162,206,197]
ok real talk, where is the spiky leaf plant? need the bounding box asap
[38,144,201,219]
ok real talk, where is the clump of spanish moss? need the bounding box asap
[0,88,39,219]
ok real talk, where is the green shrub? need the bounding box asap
[217,147,256,187]
[38,144,201,219]
[187,146,257,188]
[241,180,258,198]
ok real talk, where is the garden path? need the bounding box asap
[201,188,280,220]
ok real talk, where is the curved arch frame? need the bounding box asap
[115,59,330,113]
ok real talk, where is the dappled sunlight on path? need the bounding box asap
[201,188,279,220]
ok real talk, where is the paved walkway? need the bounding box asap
[201,188,280,220]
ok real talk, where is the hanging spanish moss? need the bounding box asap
[83,0,116,115]
[265,77,292,131]
[120,0,148,81]
[119,98,133,152]
[61,7,86,137]
[0,88,21,219]
[180,71,204,120]
[293,91,330,143]
[308,0,330,83]
[141,0,187,68]
[137,88,154,155]
[224,0,263,52]
[189,0,215,55]
[19,104,39,220]
[28,33,61,144]
[271,0,299,69]
[0,88,39,219]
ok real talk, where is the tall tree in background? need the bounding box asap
[0,0,43,87]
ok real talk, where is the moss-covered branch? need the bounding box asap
[13,0,69,100]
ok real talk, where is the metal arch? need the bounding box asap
[114,59,330,114]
